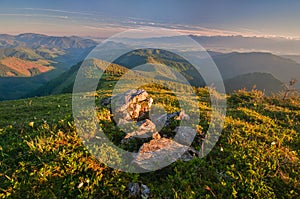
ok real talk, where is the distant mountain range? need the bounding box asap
[0,33,97,72]
[0,33,97,100]
[1,33,300,100]
[28,49,300,98]
[0,33,96,49]
[113,49,300,92]
[213,52,300,85]
[282,55,300,64]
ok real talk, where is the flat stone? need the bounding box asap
[134,138,188,171]
[173,126,196,146]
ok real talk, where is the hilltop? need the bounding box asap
[0,73,299,198]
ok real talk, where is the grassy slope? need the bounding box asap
[224,72,285,94]
[27,59,129,97]
[113,49,206,87]
[0,57,53,77]
[0,85,299,198]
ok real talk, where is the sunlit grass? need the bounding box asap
[0,87,299,198]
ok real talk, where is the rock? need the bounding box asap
[152,112,180,129]
[127,183,150,199]
[134,138,189,171]
[141,184,150,199]
[152,132,161,140]
[117,118,132,126]
[100,89,200,167]
[180,147,199,161]
[173,126,196,146]
[121,135,135,144]
[128,182,140,198]
[124,119,157,139]
[108,89,153,125]
[137,98,153,121]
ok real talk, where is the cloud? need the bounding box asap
[0,13,69,19]
[1,7,297,39]
[18,8,94,16]
[1,7,243,37]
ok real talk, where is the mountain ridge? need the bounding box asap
[0,33,98,100]
[0,33,97,49]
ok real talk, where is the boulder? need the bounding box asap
[124,119,157,139]
[173,126,196,146]
[134,138,189,171]
[152,112,179,129]
[102,89,153,125]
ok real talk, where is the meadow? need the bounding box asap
[0,84,299,198]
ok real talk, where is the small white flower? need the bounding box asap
[77,182,84,188]
[271,141,276,145]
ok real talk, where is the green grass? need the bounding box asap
[0,87,299,198]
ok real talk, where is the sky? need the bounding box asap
[0,0,300,39]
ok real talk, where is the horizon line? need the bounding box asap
[1,31,299,41]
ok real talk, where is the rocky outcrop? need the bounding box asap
[100,89,199,170]
[102,89,153,126]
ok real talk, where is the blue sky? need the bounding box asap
[0,0,300,38]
